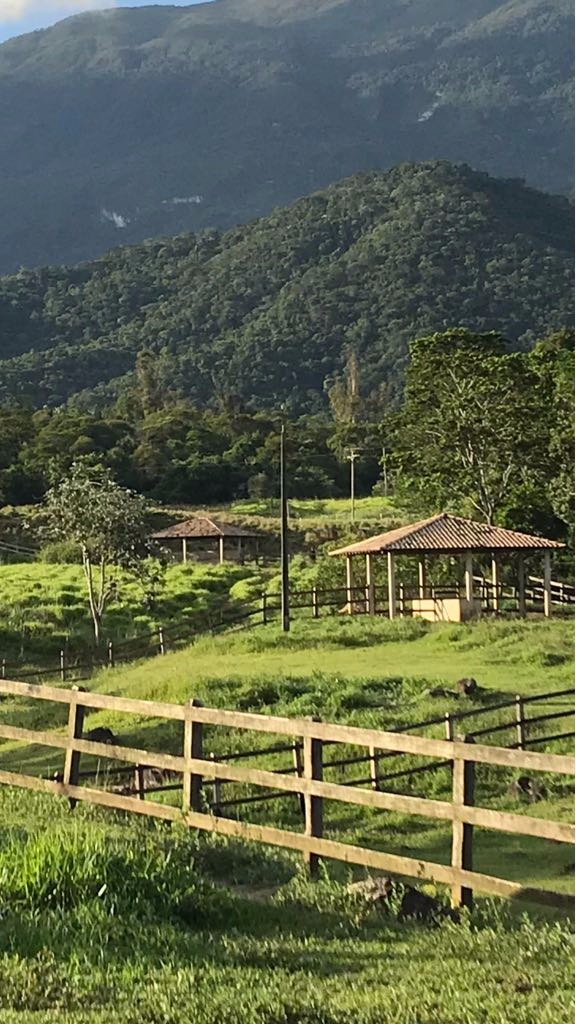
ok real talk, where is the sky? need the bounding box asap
[0,1,210,43]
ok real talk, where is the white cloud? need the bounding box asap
[0,1,115,22]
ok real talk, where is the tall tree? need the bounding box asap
[393,329,545,524]
[44,462,149,643]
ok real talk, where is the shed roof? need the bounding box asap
[151,516,260,540]
[329,513,564,556]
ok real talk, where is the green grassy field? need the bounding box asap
[0,615,573,1022]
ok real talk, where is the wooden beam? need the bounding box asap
[387,551,396,620]
[218,536,225,565]
[346,555,353,615]
[518,555,526,618]
[451,737,475,909]
[418,556,426,599]
[464,551,474,602]
[491,556,499,612]
[365,554,376,615]
[182,538,187,563]
[543,550,552,618]
[0,768,571,909]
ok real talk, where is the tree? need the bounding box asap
[393,329,546,524]
[44,462,149,643]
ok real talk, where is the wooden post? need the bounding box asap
[209,752,221,816]
[183,699,203,813]
[303,719,323,878]
[182,538,188,563]
[134,764,146,800]
[346,555,353,615]
[517,556,526,618]
[451,736,475,910]
[261,592,268,625]
[387,552,396,620]
[399,582,405,617]
[218,536,225,565]
[491,556,500,612]
[158,627,166,656]
[369,745,379,791]
[543,551,552,618]
[312,586,319,619]
[464,552,474,603]
[444,712,454,741]
[62,686,86,811]
[515,694,526,750]
[1,658,5,679]
[107,641,115,669]
[60,649,66,683]
[365,553,376,616]
[418,557,426,599]
[292,740,305,818]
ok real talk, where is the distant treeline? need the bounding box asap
[1,328,572,548]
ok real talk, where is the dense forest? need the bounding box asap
[1,328,573,551]
[0,0,572,271]
[0,163,573,411]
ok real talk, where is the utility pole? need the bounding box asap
[348,448,359,523]
[280,421,290,632]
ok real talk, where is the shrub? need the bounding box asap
[39,541,82,564]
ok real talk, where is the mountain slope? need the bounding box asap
[0,0,572,272]
[0,162,572,412]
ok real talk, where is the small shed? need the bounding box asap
[151,516,260,565]
[330,513,564,620]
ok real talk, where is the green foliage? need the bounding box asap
[0,0,571,275]
[0,164,572,412]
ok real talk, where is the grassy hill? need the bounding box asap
[0,615,573,1021]
[0,0,572,273]
[0,162,573,409]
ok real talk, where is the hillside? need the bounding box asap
[0,162,572,410]
[0,0,572,272]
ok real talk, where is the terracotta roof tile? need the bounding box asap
[330,513,564,556]
[151,516,259,540]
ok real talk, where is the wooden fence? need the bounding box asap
[0,678,572,910]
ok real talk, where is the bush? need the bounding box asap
[39,540,82,564]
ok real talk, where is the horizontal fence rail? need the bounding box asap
[0,678,573,911]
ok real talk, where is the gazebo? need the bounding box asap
[151,516,261,565]
[330,513,565,621]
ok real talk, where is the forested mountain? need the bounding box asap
[0,0,572,272]
[0,162,572,412]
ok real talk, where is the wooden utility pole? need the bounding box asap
[280,422,290,633]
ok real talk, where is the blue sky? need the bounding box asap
[0,1,211,43]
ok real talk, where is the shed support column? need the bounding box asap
[464,552,474,603]
[418,557,426,599]
[182,538,188,564]
[491,556,500,612]
[365,554,376,616]
[543,551,552,618]
[219,536,225,565]
[387,552,397,620]
[517,556,526,618]
[346,555,353,615]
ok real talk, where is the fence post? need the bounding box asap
[107,641,115,669]
[515,695,526,750]
[209,752,221,816]
[158,627,166,656]
[444,712,454,742]
[303,718,323,878]
[261,593,268,625]
[134,764,146,800]
[60,649,66,683]
[312,587,319,620]
[62,686,86,811]
[183,698,203,813]
[0,658,4,679]
[451,735,475,910]
[292,740,305,818]
[369,745,379,791]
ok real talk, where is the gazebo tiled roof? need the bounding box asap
[151,516,259,540]
[329,513,564,557]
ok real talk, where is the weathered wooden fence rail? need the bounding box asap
[0,678,573,910]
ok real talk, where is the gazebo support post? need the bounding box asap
[491,556,500,612]
[418,557,426,599]
[517,556,526,618]
[346,555,354,615]
[543,551,552,618]
[218,536,225,565]
[464,552,474,603]
[365,554,376,616]
[387,552,397,620]
[182,538,188,564]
